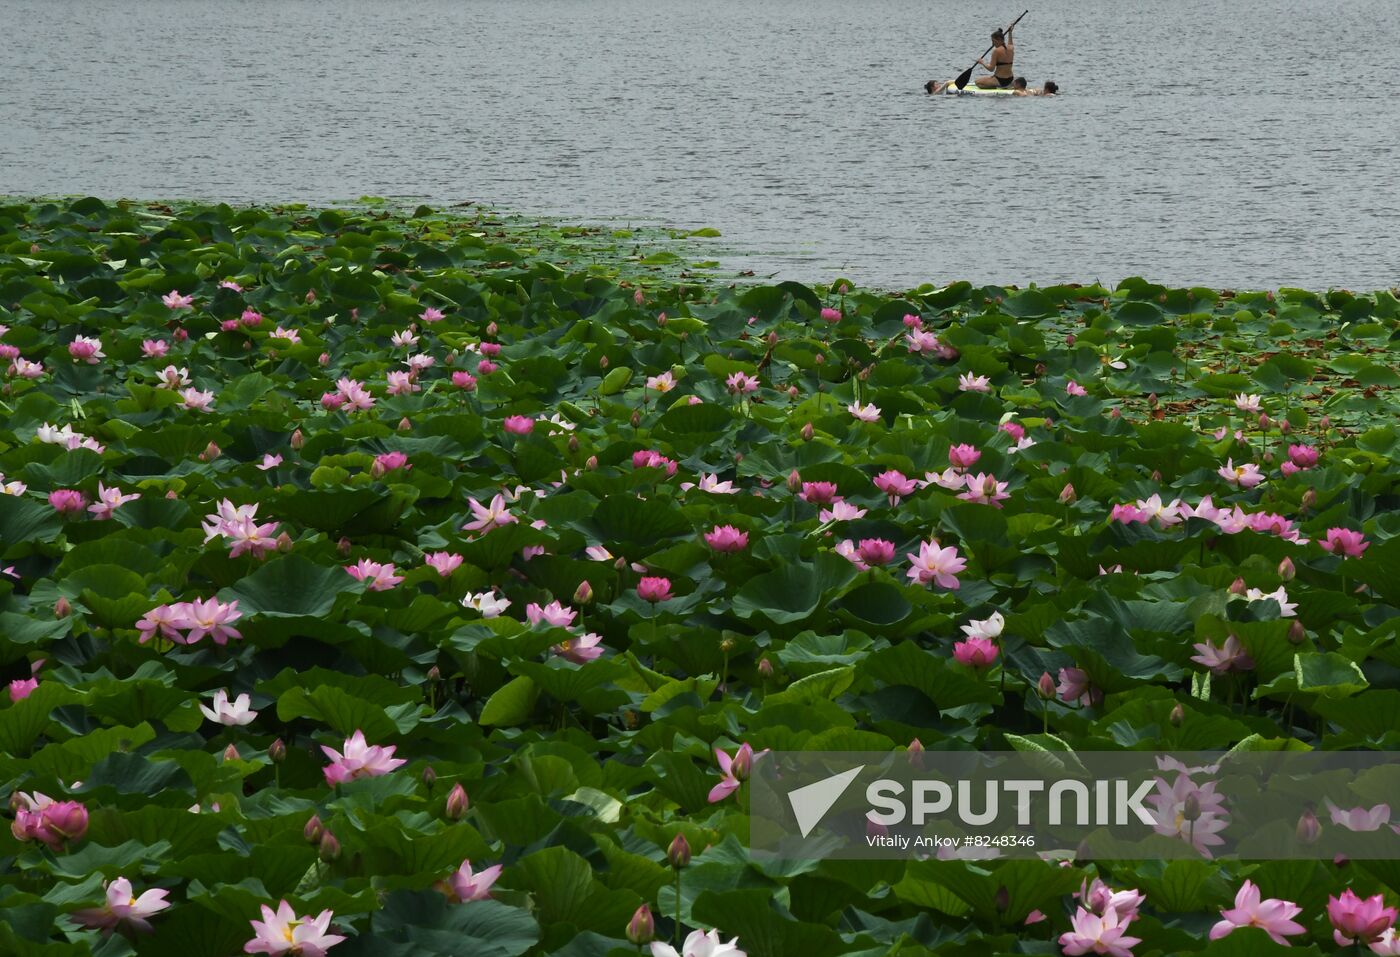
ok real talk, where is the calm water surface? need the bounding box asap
[2,0,1397,291]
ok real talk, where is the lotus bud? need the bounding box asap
[1034,362,1047,376]
[626,904,655,945]
[1058,483,1076,505]
[422,765,437,788]
[305,289,316,303]
[630,410,641,428]
[486,321,498,338]
[54,596,72,618]
[269,738,287,763]
[290,429,305,450]
[758,658,774,679]
[304,814,324,844]
[1037,672,1056,699]
[1258,413,1270,430]
[573,580,594,605]
[1228,577,1247,595]
[907,737,925,769]
[787,469,802,492]
[1300,489,1316,511]
[318,829,341,861]
[766,331,778,347]
[814,353,824,365]
[733,452,743,465]
[1263,452,1274,464]
[337,537,352,557]
[634,288,645,305]
[786,385,798,399]
[223,743,240,762]
[242,339,253,350]
[398,417,412,432]
[318,353,329,366]
[1109,407,1121,418]
[445,782,469,820]
[1278,556,1295,581]
[568,435,579,453]
[1319,415,1331,431]
[613,556,627,571]
[1169,703,1185,726]
[800,422,814,441]
[1148,393,1158,408]
[1066,334,1076,347]
[200,441,221,461]
[166,489,179,499]
[427,665,441,681]
[1334,854,1349,868]
[1297,807,1320,844]
[994,885,1011,914]
[1151,470,1162,482]
[599,355,609,369]
[1182,794,1202,822]
[30,243,39,253]
[656,313,668,327]
[667,833,691,869]
[174,327,188,341]
[585,455,598,470]
[1279,418,1291,434]
[445,351,457,365]
[1288,621,1306,645]
[271,532,292,553]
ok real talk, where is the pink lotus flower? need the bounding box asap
[199,689,258,726]
[1081,878,1145,923]
[1320,527,1369,558]
[12,798,88,850]
[256,453,283,471]
[1149,772,1230,856]
[420,306,445,323]
[1135,494,1183,527]
[1243,585,1297,617]
[646,370,677,392]
[67,336,104,364]
[651,929,747,957]
[391,329,419,348]
[268,326,301,345]
[638,577,672,603]
[1233,393,1261,413]
[707,743,768,803]
[819,501,866,522]
[136,603,186,643]
[477,358,498,375]
[1373,929,1400,955]
[142,339,169,357]
[855,538,896,566]
[906,330,941,353]
[177,597,244,644]
[953,636,998,668]
[9,677,38,702]
[345,559,403,591]
[819,307,841,322]
[873,470,918,506]
[386,370,419,395]
[1191,635,1253,674]
[156,365,191,389]
[1328,889,1398,947]
[240,309,263,327]
[49,489,88,516]
[72,876,171,934]
[162,290,194,310]
[1326,800,1391,832]
[1057,667,1093,706]
[906,540,967,589]
[553,632,605,664]
[334,377,375,411]
[526,600,577,629]
[88,482,140,520]
[180,387,215,412]
[244,900,345,956]
[320,392,345,411]
[1110,503,1150,525]
[633,450,678,475]
[705,525,749,552]
[1287,444,1318,468]
[958,373,991,393]
[442,860,502,902]
[1066,380,1088,397]
[948,444,981,469]
[463,494,517,534]
[372,451,410,477]
[999,421,1026,441]
[1059,905,1141,957]
[958,472,1010,507]
[681,474,739,495]
[1219,459,1265,488]
[321,729,407,785]
[848,402,881,422]
[726,372,759,395]
[800,481,839,504]
[424,552,463,576]
[503,415,535,434]
[1208,880,1304,946]
[8,357,44,378]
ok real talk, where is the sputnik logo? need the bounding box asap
[787,766,865,837]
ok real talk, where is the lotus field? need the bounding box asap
[5,197,1400,957]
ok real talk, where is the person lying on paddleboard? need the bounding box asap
[972,25,1015,89]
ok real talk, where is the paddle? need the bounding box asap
[953,10,1027,91]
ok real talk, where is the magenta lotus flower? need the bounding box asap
[704,525,749,552]
[67,336,105,364]
[958,372,991,393]
[88,482,140,520]
[632,450,679,475]
[638,577,673,603]
[856,538,897,566]
[9,677,37,702]
[848,401,881,422]
[442,860,502,902]
[1057,667,1093,706]
[221,512,280,559]
[385,370,419,395]
[553,632,604,664]
[725,371,760,395]
[1287,444,1318,468]
[819,307,841,322]
[345,559,403,591]
[334,377,375,411]
[321,729,407,785]
[1191,635,1253,674]
[646,370,677,392]
[424,552,463,576]
[873,469,918,506]
[371,451,409,477]
[1059,906,1141,957]
[1000,421,1026,441]
[1219,459,1265,488]
[1066,380,1088,396]
[239,309,263,327]
[72,876,171,934]
[503,415,535,434]
[200,689,258,726]
[707,742,769,803]
[136,603,185,643]
[244,900,345,956]
[1326,800,1391,832]
[526,600,577,629]
[906,540,967,590]
[476,358,499,376]
[419,306,445,323]
[1110,503,1150,525]
[177,597,245,645]
[463,494,517,534]
[141,338,168,357]
[48,489,88,516]
[12,799,88,850]
[1207,880,1304,946]
[800,481,839,504]
[451,370,477,390]
[321,392,345,410]
[391,329,419,348]
[1320,527,1369,558]
[948,444,981,469]
[958,472,1010,507]
[162,290,194,310]
[1328,888,1398,947]
[952,637,998,668]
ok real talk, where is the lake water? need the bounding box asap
[2,0,1397,291]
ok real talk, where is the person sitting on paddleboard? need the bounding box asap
[973,25,1015,89]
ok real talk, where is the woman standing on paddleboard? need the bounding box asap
[973,25,1015,89]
